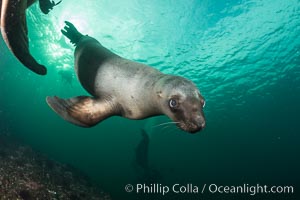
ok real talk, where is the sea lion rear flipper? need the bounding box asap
[1,0,47,75]
[46,96,116,127]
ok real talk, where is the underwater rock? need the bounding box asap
[18,190,32,200]
[0,134,111,200]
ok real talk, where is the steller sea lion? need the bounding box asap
[47,21,206,133]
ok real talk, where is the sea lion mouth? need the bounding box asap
[177,120,205,134]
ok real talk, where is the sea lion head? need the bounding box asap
[156,75,206,133]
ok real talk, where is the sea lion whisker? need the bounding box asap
[159,123,180,135]
[153,122,179,128]
[149,123,173,133]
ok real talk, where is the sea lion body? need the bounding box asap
[75,36,164,119]
[47,22,206,133]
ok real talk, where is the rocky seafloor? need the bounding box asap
[0,134,111,200]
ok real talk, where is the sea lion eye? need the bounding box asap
[169,99,177,108]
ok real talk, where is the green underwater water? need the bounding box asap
[1,0,300,199]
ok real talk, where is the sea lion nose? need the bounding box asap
[196,116,206,129]
[200,121,206,129]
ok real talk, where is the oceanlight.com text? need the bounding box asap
[124,183,294,196]
[208,183,294,196]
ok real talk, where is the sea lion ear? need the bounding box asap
[200,99,206,108]
[46,96,115,127]
[156,91,162,98]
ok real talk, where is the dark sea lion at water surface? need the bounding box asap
[0,0,61,75]
[47,21,206,133]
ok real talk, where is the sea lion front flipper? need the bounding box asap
[1,0,47,75]
[46,96,118,127]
